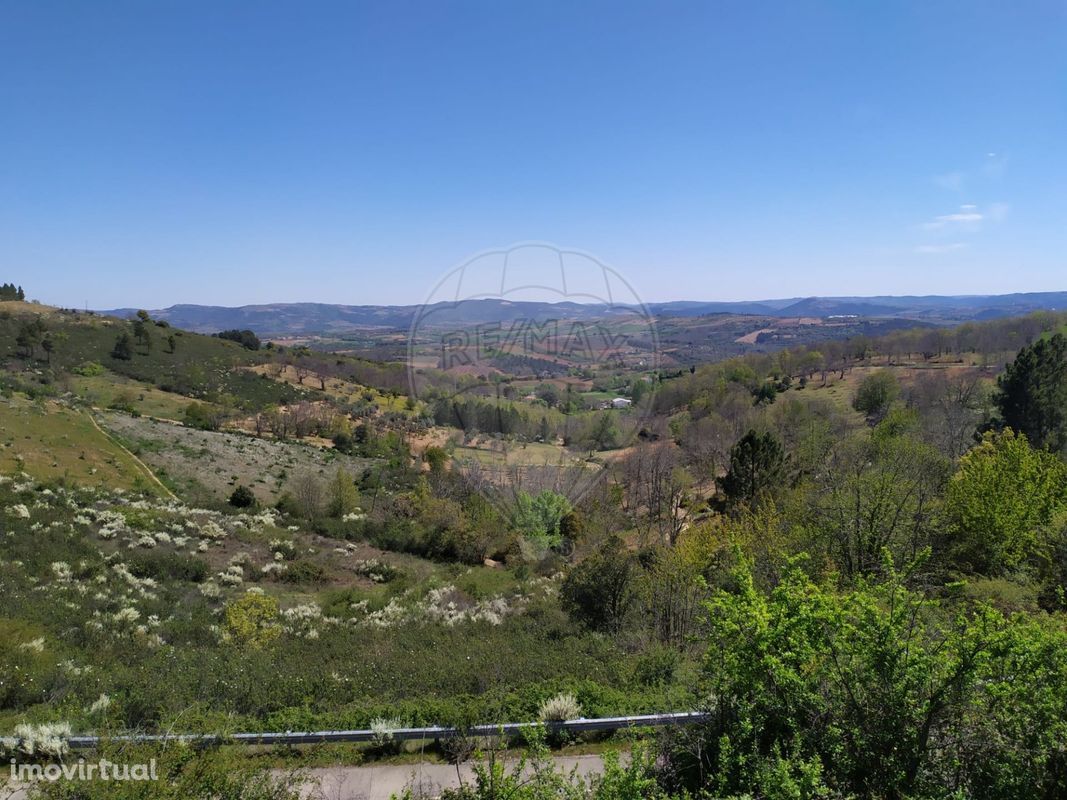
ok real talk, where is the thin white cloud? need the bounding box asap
[915,242,968,254]
[922,205,984,230]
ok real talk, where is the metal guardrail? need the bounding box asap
[68,711,710,749]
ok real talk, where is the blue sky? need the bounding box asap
[1,1,1065,308]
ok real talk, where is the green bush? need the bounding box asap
[280,559,327,584]
[126,551,209,583]
[666,555,1067,799]
[229,484,257,508]
[632,644,679,687]
[72,361,106,377]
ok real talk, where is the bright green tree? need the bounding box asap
[806,424,949,578]
[945,428,1067,574]
[852,368,900,422]
[692,554,1067,799]
[326,467,361,517]
[588,412,620,450]
[512,490,571,549]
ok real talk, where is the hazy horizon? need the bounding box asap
[79,286,1067,314]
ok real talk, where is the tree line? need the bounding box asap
[655,310,1067,413]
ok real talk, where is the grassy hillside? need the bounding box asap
[0,475,678,737]
[64,372,202,420]
[0,303,421,510]
[0,396,159,491]
[0,302,301,410]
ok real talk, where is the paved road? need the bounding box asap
[2,755,609,800]
[299,755,609,799]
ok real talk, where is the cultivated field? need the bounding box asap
[99,412,379,505]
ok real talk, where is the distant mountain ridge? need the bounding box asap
[103,291,1067,335]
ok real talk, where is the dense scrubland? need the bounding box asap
[3,292,1067,798]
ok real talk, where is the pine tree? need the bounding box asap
[14,317,45,358]
[111,333,133,361]
[997,333,1067,454]
[721,429,785,506]
[132,319,152,353]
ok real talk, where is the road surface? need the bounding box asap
[2,754,610,800]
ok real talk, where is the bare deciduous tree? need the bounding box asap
[291,472,324,520]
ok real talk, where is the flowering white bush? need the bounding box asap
[362,598,408,628]
[269,539,297,560]
[51,562,73,582]
[423,585,512,626]
[352,558,399,583]
[218,565,245,586]
[198,521,227,540]
[17,637,46,653]
[112,563,157,597]
[539,693,582,723]
[1,722,72,758]
[249,509,279,529]
[112,606,141,625]
[7,504,30,519]
[87,694,111,714]
[370,716,404,746]
[60,660,91,677]
[280,603,339,639]
[356,586,516,628]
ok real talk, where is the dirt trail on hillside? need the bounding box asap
[84,410,179,501]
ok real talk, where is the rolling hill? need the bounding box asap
[104,291,1067,335]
